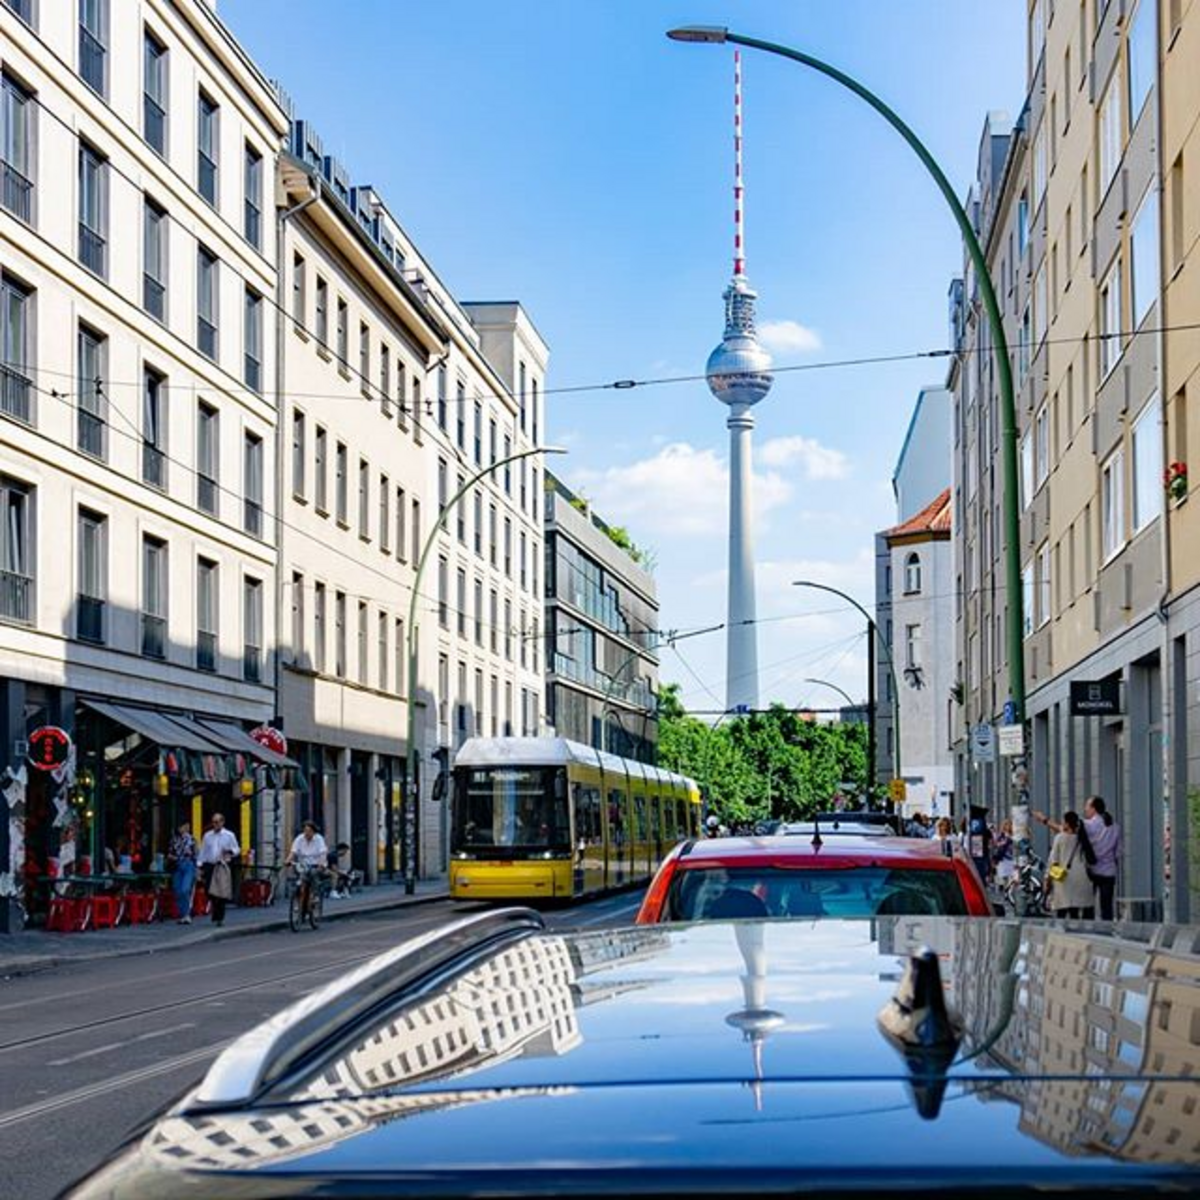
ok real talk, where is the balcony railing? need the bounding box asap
[197,473,218,514]
[142,443,166,490]
[551,652,654,709]
[143,274,165,322]
[79,26,106,95]
[197,316,217,360]
[78,223,106,277]
[76,594,104,643]
[1,161,33,224]
[77,409,105,459]
[243,498,262,537]
[198,153,216,205]
[141,613,166,659]
[243,644,261,683]
[197,630,217,673]
[143,94,166,155]
[0,569,32,624]
[0,364,32,424]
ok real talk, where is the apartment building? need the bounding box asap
[277,121,547,882]
[0,0,289,929]
[543,473,659,762]
[952,0,1199,919]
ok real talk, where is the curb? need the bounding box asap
[0,889,451,980]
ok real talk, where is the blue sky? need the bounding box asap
[221,0,1026,714]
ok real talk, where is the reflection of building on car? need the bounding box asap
[636,833,994,923]
[449,737,700,902]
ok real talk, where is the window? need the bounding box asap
[1127,0,1155,125]
[396,485,406,561]
[504,517,512,577]
[243,431,263,536]
[412,498,421,562]
[474,577,483,645]
[1170,154,1184,273]
[1130,187,1160,328]
[438,654,449,735]
[4,0,33,26]
[73,506,108,645]
[358,457,369,540]
[380,344,391,416]
[473,401,482,464]
[903,552,921,594]
[1102,447,1126,560]
[519,361,527,433]
[141,535,167,658]
[292,253,306,325]
[1021,433,1033,509]
[79,0,107,97]
[1034,266,1047,345]
[314,425,327,512]
[291,571,304,664]
[489,590,498,653]
[1098,73,1122,198]
[292,410,306,499]
[1100,258,1122,379]
[143,197,167,321]
[456,473,466,543]
[380,474,390,553]
[334,591,346,678]
[243,577,262,681]
[244,289,262,392]
[315,276,328,346]
[456,380,466,449]
[475,668,484,736]
[504,598,513,660]
[437,364,447,430]
[519,607,527,667]
[1132,395,1162,532]
[457,568,466,637]
[336,297,348,365]
[489,417,497,465]
[197,402,218,514]
[196,557,217,671]
[0,476,32,624]
[1,72,35,224]
[490,675,499,736]
[1022,561,1034,637]
[243,144,262,249]
[904,623,922,669]
[197,91,218,206]
[1035,404,1049,490]
[412,376,422,442]
[503,436,512,492]
[1018,303,1031,383]
[314,582,327,673]
[77,325,106,459]
[395,617,405,695]
[519,530,527,589]
[489,504,497,567]
[473,491,483,556]
[1,273,33,423]
[378,611,388,691]
[396,361,407,428]
[1016,191,1029,257]
[1035,543,1051,628]
[1032,122,1046,210]
[358,323,370,389]
[142,367,166,489]
[143,30,167,156]
[197,246,218,360]
[335,441,348,525]
[438,556,448,628]
[531,379,539,445]
[78,142,107,277]
[357,601,368,684]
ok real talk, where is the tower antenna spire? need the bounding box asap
[733,49,745,278]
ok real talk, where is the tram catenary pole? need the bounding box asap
[403,445,565,894]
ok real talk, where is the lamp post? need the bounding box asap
[403,445,565,894]
[793,579,900,798]
[671,25,1027,844]
[803,677,856,710]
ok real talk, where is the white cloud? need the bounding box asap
[759,435,851,481]
[758,319,822,355]
[570,442,792,538]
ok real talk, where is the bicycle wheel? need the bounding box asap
[308,887,322,930]
[289,886,303,932]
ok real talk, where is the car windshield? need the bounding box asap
[664,865,969,920]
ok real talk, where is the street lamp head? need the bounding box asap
[534,445,569,457]
[667,25,729,43]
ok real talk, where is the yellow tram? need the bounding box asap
[449,737,701,901]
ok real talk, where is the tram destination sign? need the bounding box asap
[1069,678,1122,716]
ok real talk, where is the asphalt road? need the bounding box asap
[0,890,645,1200]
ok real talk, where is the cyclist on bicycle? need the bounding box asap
[287,821,330,912]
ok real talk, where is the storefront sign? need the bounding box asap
[970,722,995,763]
[28,726,71,771]
[250,724,288,756]
[1069,678,1121,716]
[997,724,1024,757]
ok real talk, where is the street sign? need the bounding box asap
[1069,678,1121,716]
[998,723,1024,757]
[970,722,995,763]
[888,778,907,804]
[1002,698,1018,725]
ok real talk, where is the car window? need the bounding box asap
[665,865,969,920]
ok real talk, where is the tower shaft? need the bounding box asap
[726,403,758,712]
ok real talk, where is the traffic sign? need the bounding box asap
[997,723,1024,757]
[888,778,907,804]
[970,722,995,763]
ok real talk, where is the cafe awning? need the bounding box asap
[196,720,298,769]
[81,700,228,754]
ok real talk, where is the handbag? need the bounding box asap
[1047,839,1078,884]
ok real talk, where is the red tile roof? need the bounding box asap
[886,487,952,539]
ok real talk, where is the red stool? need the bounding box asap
[88,895,119,929]
[47,896,87,932]
[158,888,178,919]
[191,884,209,916]
[125,893,157,924]
[239,879,271,908]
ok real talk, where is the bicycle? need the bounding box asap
[1002,852,1049,917]
[288,864,329,931]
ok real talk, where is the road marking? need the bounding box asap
[0,1041,227,1131]
[47,1022,196,1067]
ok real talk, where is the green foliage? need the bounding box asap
[656,686,870,827]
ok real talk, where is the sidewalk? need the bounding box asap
[0,877,450,979]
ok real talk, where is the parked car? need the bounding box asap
[636,833,994,922]
[68,909,1200,1196]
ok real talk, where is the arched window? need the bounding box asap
[904,552,922,594]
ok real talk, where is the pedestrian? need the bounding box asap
[1044,811,1095,919]
[167,820,198,925]
[992,818,1015,884]
[1035,797,1121,920]
[197,812,240,927]
[934,816,955,855]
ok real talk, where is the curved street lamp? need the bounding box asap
[803,677,857,710]
[403,445,566,893]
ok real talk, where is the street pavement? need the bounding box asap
[0,886,646,1200]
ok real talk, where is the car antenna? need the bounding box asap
[811,816,823,850]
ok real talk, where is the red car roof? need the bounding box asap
[678,834,967,871]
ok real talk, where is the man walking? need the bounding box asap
[197,812,240,926]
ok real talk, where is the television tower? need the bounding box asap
[706,50,773,713]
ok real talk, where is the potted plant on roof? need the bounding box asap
[1165,461,1188,505]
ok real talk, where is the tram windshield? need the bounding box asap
[452,766,571,856]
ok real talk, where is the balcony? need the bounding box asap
[197,316,217,360]
[0,364,32,424]
[77,409,105,459]
[78,223,106,277]
[243,498,262,538]
[1,160,33,224]
[0,569,32,624]
[142,443,166,490]
[76,594,104,643]
[143,94,166,156]
[141,613,166,659]
[197,474,218,514]
[197,630,217,673]
[79,26,106,96]
[143,274,165,322]
[243,644,261,683]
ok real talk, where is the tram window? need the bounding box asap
[634,794,646,840]
[608,789,627,846]
[575,784,602,847]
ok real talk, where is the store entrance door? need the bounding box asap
[350,751,370,876]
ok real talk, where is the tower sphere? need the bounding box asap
[706,276,774,408]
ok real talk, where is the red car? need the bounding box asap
[636,832,995,923]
